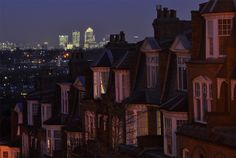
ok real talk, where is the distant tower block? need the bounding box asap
[84,27,97,49]
[72,31,80,48]
[59,35,69,49]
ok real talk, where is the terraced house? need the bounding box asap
[17,0,236,158]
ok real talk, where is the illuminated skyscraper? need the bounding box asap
[84,27,97,49]
[59,35,69,49]
[72,31,80,48]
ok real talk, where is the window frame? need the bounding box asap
[183,148,190,158]
[193,76,212,123]
[115,70,130,103]
[204,14,234,58]
[177,56,190,91]
[146,54,159,88]
[93,68,110,99]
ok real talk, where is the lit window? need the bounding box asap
[137,111,148,136]
[126,111,136,145]
[218,19,232,55]
[157,111,162,135]
[146,55,159,88]
[177,57,190,91]
[115,71,130,103]
[3,151,8,158]
[193,76,212,123]
[93,69,110,99]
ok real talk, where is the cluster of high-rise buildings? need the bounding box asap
[59,27,109,50]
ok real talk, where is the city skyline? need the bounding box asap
[0,0,206,46]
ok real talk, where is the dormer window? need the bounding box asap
[115,70,130,103]
[27,100,39,126]
[93,68,110,99]
[177,56,190,91]
[205,15,233,58]
[146,54,159,88]
[59,84,70,114]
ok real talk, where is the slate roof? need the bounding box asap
[127,90,161,105]
[170,31,192,52]
[161,92,188,112]
[177,124,236,148]
[141,37,162,52]
[43,113,67,125]
[201,0,236,14]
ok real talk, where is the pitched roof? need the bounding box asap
[161,92,188,112]
[141,37,162,52]
[201,0,236,14]
[126,89,161,105]
[170,31,191,52]
[43,113,67,125]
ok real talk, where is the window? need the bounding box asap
[3,152,8,158]
[164,118,172,155]
[41,104,52,125]
[126,111,136,145]
[193,76,212,123]
[157,111,162,135]
[183,148,190,158]
[177,57,189,91]
[93,69,110,99]
[146,55,159,88]
[85,111,96,140]
[115,71,130,103]
[207,20,214,56]
[32,104,38,116]
[137,111,148,136]
[218,19,232,55]
[61,88,69,114]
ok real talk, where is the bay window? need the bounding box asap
[205,15,233,58]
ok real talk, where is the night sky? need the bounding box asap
[0,0,206,46]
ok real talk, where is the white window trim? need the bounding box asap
[41,103,52,127]
[204,13,235,59]
[193,76,212,123]
[183,148,190,158]
[92,67,110,99]
[27,100,39,126]
[176,55,190,91]
[146,53,159,88]
[163,111,187,157]
[115,70,130,103]
[45,125,62,157]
